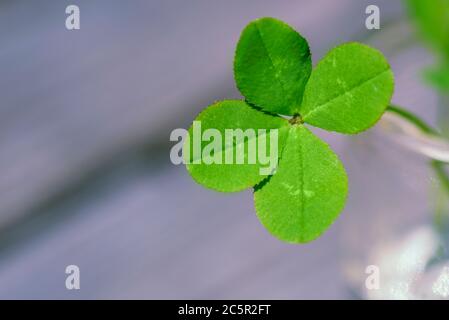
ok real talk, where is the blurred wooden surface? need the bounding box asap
[0,0,439,298]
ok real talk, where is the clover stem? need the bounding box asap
[382,105,449,163]
[289,114,304,125]
[383,104,449,230]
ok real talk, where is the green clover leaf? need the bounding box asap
[254,125,348,243]
[183,17,394,243]
[185,100,290,192]
[300,42,394,134]
[234,17,312,115]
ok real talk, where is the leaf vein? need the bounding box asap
[254,22,288,104]
[298,131,305,234]
[191,130,271,163]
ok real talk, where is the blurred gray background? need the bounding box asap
[0,0,440,299]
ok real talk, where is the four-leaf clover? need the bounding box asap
[184,17,394,243]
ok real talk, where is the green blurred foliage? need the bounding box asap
[406,0,449,93]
